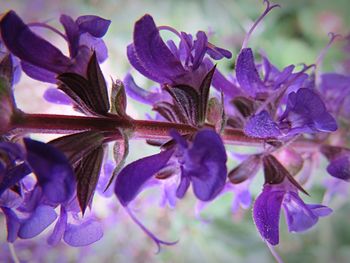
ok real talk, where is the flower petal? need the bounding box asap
[0,11,70,74]
[114,149,174,206]
[236,48,264,97]
[18,205,57,239]
[63,219,103,247]
[326,155,350,181]
[43,87,72,105]
[24,138,75,204]
[283,192,331,232]
[253,187,284,246]
[244,110,281,138]
[47,207,68,246]
[1,207,21,242]
[184,129,227,201]
[76,15,111,38]
[282,88,337,134]
[132,14,185,83]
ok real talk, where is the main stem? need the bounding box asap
[11,113,265,146]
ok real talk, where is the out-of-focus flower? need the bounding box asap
[0,10,110,83]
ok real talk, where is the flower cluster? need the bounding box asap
[0,1,349,261]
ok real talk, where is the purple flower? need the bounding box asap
[253,178,332,246]
[279,88,338,134]
[0,138,75,204]
[114,129,227,250]
[48,199,103,247]
[0,11,110,83]
[319,73,350,119]
[125,14,231,103]
[244,110,281,138]
[0,138,76,243]
[115,129,227,205]
[244,88,337,138]
[321,146,350,181]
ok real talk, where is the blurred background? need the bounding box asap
[1,0,350,262]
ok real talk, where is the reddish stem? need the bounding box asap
[11,113,266,146]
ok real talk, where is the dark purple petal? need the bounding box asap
[283,192,332,232]
[127,44,165,83]
[114,149,174,206]
[47,207,68,246]
[1,207,21,242]
[76,15,111,38]
[43,88,72,105]
[236,48,264,96]
[63,219,103,247]
[60,14,80,58]
[253,187,284,246]
[23,138,75,204]
[20,61,57,83]
[192,31,208,70]
[0,163,31,197]
[132,14,185,83]
[176,173,190,199]
[244,110,281,138]
[184,129,227,201]
[0,11,70,74]
[18,205,57,239]
[206,45,232,60]
[282,88,337,133]
[170,129,188,148]
[327,155,350,181]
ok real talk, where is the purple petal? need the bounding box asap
[184,129,227,201]
[114,149,174,206]
[0,163,31,197]
[63,219,103,247]
[18,205,57,239]
[79,33,108,63]
[244,110,281,138]
[21,61,57,83]
[127,44,165,83]
[76,15,111,38]
[0,189,22,208]
[60,14,80,58]
[327,155,350,181]
[47,207,68,246]
[282,88,337,133]
[0,11,70,74]
[176,173,190,199]
[253,186,284,246]
[131,14,185,83]
[206,45,232,60]
[123,73,167,105]
[283,192,331,232]
[236,48,264,97]
[192,31,208,70]
[23,138,75,204]
[43,88,72,105]
[1,207,21,242]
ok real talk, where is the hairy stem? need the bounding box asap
[11,113,265,146]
